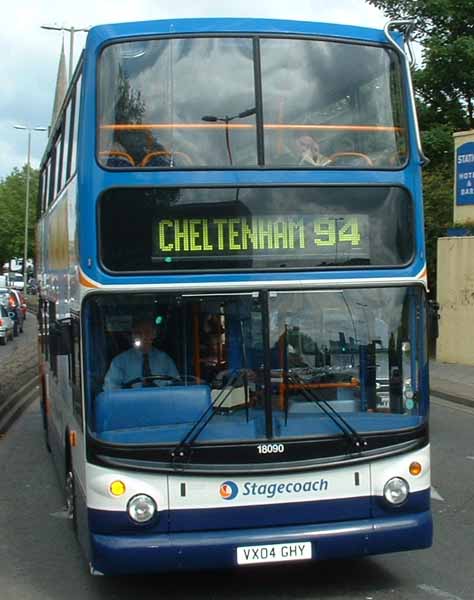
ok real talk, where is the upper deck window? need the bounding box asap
[98,38,257,168]
[260,38,406,168]
[98,36,407,170]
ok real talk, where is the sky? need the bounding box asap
[0,0,386,180]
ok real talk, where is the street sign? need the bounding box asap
[456,141,474,205]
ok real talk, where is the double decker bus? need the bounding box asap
[37,18,432,575]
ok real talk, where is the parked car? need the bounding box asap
[0,287,10,310]
[10,289,27,320]
[0,288,24,335]
[0,304,15,345]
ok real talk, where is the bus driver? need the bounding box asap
[103,318,179,389]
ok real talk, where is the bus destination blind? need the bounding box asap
[152,214,370,263]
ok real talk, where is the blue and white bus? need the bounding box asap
[37,18,432,575]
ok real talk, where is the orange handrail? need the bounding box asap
[286,381,359,390]
[100,123,402,133]
[278,379,359,410]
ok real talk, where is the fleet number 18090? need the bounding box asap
[257,443,285,454]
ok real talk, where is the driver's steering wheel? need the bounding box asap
[122,374,181,389]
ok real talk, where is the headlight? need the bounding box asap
[127,494,157,523]
[383,477,409,505]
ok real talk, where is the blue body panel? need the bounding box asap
[90,510,432,575]
[76,17,426,289]
[87,489,431,573]
[87,18,388,46]
[89,489,430,534]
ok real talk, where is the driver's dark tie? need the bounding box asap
[142,353,153,387]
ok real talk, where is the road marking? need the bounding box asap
[431,487,445,502]
[19,386,38,404]
[6,376,39,403]
[0,386,40,435]
[417,584,464,600]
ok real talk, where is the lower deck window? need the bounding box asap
[84,286,427,447]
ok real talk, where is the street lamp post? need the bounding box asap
[41,24,89,81]
[13,126,47,291]
[201,108,256,166]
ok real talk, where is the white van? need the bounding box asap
[8,273,24,290]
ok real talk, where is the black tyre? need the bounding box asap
[0,336,6,346]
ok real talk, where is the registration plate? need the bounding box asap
[236,541,312,565]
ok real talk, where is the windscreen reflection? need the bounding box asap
[85,287,426,448]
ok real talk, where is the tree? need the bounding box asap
[366,1,474,135]
[0,166,39,269]
[115,66,146,125]
[366,0,473,294]
[422,165,453,291]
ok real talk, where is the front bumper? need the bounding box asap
[90,510,432,575]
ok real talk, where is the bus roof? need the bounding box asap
[86,18,388,48]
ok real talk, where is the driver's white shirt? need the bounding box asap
[103,347,179,390]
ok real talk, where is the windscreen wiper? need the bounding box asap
[171,369,247,465]
[287,371,367,452]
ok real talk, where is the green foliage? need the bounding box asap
[451,220,474,235]
[420,124,454,166]
[0,166,39,268]
[366,0,474,41]
[422,165,453,292]
[367,0,474,129]
[366,0,474,296]
[115,66,145,124]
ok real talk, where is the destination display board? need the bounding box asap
[152,214,370,264]
[99,186,413,272]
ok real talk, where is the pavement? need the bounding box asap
[430,359,474,408]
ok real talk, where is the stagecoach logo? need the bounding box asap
[219,480,239,500]
[219,478,330,501]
